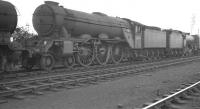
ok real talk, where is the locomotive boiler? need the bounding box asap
[33,1,129,39]
[0,0,17,33]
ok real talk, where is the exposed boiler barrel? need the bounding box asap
[0,0,17,33]
[32,1,129,39]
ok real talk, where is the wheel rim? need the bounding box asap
[96,44,109,65]
[63,55,75,68]
[40,54,54,70]
[77,44,94,67]
[111,45,123,64]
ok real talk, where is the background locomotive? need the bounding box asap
[0,0,199,72]
[0,0,22,71]
[186,34,200,55]
[0,0,32,71]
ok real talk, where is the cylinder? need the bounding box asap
[32,1,129,39]
[0,0,17,33]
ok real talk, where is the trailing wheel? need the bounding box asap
[95,43,110,65]
[63,55,75,68]
[77,44,94,67]
[111,44,123,64]
[40,53,55,71]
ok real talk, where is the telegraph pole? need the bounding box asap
[191,14,196,35]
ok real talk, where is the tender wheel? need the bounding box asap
[157,50,161,59]
[144,50,149,60]
[154,50,159,60]
[111,44,123,64]
[40,53,55,71]
[63,55,75,68]
[151,51,155,59]
[77,44,94,67]
[171,50,174,56]
[95,43,109,65]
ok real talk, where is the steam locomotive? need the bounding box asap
[0,0,199,71]
[0,0,28,71]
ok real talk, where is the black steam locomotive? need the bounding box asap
[0,1,199,71]
[0,0,29,71]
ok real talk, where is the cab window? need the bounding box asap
[135,25,142,33]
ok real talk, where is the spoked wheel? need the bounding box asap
[77,44,95,67]
[174,50,178,57]
[144,50,148,60]
[154,50,159,60]
[171,50,174,56]
[160,50,164,58]
[147,51,153,61]
[95,43,110,65]
[63,55,75,68]
[111,44,123,64]
[158,50,161,59]
[22,58,33,70]
[149,51,154,60]
[40,53,55,71]
[146,50,152,60]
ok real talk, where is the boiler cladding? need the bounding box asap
[32,1,129,39]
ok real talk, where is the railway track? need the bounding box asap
[136,80,200,109]
[0,56,199,103]
[0,56,197,81]
[0,57,157,80]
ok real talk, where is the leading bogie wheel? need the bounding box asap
[40,53,55,71]
[22,57,34,70]
[63,55,75,68]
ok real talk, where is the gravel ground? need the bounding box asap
[180,96,200,109]
[0,61,200,109]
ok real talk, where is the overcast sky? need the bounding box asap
[6,0,200,34]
